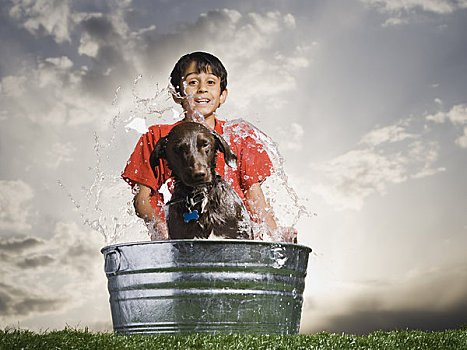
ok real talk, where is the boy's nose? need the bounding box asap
[197,83,207,93]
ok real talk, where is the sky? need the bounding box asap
[1,0,466,334]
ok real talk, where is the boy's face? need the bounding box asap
[179,61,227,120]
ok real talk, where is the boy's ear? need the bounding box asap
[219,88,228,105]
[211,130,237,168]
[149,136,168,177]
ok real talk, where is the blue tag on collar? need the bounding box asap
[183,210,199,223]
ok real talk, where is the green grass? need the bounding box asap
[1,327,466,350]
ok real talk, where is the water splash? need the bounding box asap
[59,75,313,244]
[57,134,144,244]
[223,119,312,240]
[57,79,180,244]
[271,245,288,269]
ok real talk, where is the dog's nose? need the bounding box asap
[192,168,207,180]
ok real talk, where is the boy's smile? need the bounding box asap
[181,61,228,121]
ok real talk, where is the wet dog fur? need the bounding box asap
[150,122,253,240]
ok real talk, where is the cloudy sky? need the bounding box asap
[1,0,466,334]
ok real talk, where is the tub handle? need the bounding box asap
[104,249,121,275]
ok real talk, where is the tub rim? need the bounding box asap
[101,239,312,254]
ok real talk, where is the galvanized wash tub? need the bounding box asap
[101,240,311,334]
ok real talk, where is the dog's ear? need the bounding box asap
[149,136,168,176]
[211,130,238,168]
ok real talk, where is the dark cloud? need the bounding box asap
[0,236,44,252]
[81,54,133,101]
[13,297,64,316]
[303,267,467,334]
[1,0,466,333]
[16,254,55,269]
[0,237,54,268]
[76,16,136,100]
[309,299,467,335]
[81,16,116,42]
[123,8,144,29]
[142,9,238,68]
[0,282,64,317]
[65,242,96,258]
[60,240,103,277]
[0,289,12,313]
[0,252,12,263]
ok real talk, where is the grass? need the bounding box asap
[1,327,466,350]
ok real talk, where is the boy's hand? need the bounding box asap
[133,183,169,240]
[273,226,298,243]
[180,95,205,123]
[147,220,169,241]
[261,226,298,243]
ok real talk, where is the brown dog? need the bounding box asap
[150,122,253,239]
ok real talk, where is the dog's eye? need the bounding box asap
[200,141,210,149]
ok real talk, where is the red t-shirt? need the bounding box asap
[122,118,273,221]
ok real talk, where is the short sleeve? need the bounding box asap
[239,134,273,190]
[122,126,162,192]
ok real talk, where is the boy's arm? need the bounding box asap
[134,183,169,240]
[245,183,297,243]
[244,183,277,232]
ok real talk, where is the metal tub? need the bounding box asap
[101,240,311,334]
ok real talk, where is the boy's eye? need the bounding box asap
[188,80,198,85]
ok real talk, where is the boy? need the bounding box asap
[122,52,295,242]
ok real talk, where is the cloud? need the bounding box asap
[0,55,116,132]
[4,0,139,102]
[361,0,467,14]
[49,221,106,275]
[0,75,28,97]
[1,1,466,334]
[2,6,313,134]
[140,9,314,110]
[0,282,65,317]
[7,0,135,49]
[0,221,106,323]
[2,7,312,130]
[0,236,44,252]
[426,103,467,148]
[302,265,467,334]
[360,0,467,26]
[8,0,73,43]
[0,180,34,233]
[220,11,313,109]
[275,122,305,151]
[0,6,314,242]
[310,118,445,210]
[457,127,467,148]
[45,142,76,169]
[426,103,467,124]
[16,254,55,269]
[359,119,418,146]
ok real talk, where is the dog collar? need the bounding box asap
[166,186,209,222]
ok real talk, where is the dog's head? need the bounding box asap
[150,122,237,187]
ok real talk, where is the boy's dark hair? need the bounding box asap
[170,52,228,95]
